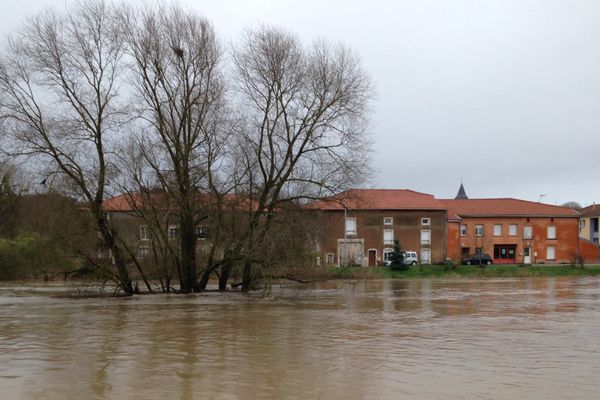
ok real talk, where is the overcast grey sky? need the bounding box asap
[2,0,600,206]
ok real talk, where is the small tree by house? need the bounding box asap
[388,241,408,271]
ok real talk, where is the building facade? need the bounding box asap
[308,189,448,266]
[579,204,600,243]
[443,198,580,264]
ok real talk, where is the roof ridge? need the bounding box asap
[348,188,436,197]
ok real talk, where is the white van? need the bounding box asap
[403,251,418,265]
[384,250,419,266]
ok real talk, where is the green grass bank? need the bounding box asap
[327,264,600,280]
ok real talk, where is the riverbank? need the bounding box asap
[329,264,600,280]
[4,265,600,295]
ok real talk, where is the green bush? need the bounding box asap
[0,234,80,280]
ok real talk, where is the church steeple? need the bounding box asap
[455,182,468,199]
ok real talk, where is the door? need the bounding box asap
[420,248,431,264]
[338,240,364,266]
[368,249,377,267]
[524,247,531,264]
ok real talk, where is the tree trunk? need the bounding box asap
[241,259,253,292]
[179,214,197,293]
[197,267,211,291]
[97,217,133,295]
[219,263,232,291]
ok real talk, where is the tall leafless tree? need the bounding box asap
[231,27,373,290]
[0,0,135,294]
[120,4,227,292]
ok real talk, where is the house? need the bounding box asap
[307,189,448,266]
[442,193,580,264]
[579,204,600,243]
[98,191,214,261]
[577,204,600,263]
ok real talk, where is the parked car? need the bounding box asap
[462,254,493,265]
[385,251,418,266]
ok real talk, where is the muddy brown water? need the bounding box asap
[1,277,600,399]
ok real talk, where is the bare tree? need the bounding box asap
[231,27,373,290]
[120,4,226,293]
[561,201,582,210]
[0,0,134,294]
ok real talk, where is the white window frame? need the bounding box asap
[509,224,518,236]
[421,229,431,245]
[493,224,502,237]
[137,246,150,259]
[383,229,394,245]
[546,246,556,260]
[460,224,467,236]
[421,217,431,226]
[345,218,357,236]
[475,224,484,236]
[524,225,533,239]
[547,225,556,240]
[420,248,431,264]
[383,217,393,225]
[168,225,179,240]
[196,225,209,238]
[139,225,149,241]
[326,253,335,264]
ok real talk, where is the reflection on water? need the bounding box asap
[1,277,600,399]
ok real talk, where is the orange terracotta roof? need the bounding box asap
[306,189,447,210]
[101,192,260,212]
[441,198,580,218]
[101,193,157,212]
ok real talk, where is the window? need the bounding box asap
[196,225,209,238]
[137,246,149,259]
[383,229,394,245]
[383,217,393,225]
[509,224,518,236]
[421,229,431,245]
[524,225,532,239]
[421,217,431,226]
[168,225,179,240]
[493,224,502,236]
[475,247,483,255]
[546,246,556,260]
[326,253,334,264]
[547,225,556,239]
[345,218,357,235]
[139,225,149,241]
[460,224,467,236]
[475,224,484,236]
[383,248,393,261]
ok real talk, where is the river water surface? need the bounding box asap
[1,277,600,399]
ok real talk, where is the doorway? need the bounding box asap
[368,249,377,267]
[493,244,517,263]
[524,247,531,264]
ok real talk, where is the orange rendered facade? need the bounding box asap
[447,217,579,264]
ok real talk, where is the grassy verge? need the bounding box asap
[325,264,600,280]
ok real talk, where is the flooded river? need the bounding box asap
[1,277,600,399]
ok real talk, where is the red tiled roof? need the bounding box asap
[306,189,447,211]
[101,193,158,211]
[101,192,260,212]
[441,198,580,218]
